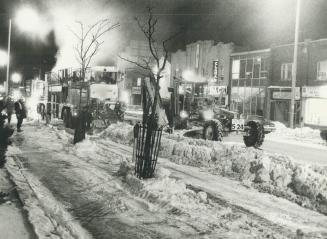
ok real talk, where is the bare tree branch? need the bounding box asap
[118,55,150,71]
[71,18,120,80]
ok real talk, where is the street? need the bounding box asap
[1,0,327,238]
[4,122,327,239]
[224,133,327,166]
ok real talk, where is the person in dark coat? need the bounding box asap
[0,112,14,167]
[14,98,27,132]
[5,97,14,124]
[73,107,88,144]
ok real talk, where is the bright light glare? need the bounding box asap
[178,86,185,95]
[0,50,8,66]
[119,90,130,104]
[0,84,5,93]
[179,110,189,119]
[15,7,50,39]
[202,109,214,121]
[15,7,40,32]
[11,73,22,83]
[12,89,22,100]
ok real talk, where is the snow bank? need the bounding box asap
[267,122,326,145]
[99,122,134,145]
[124,167,240,231]
[103,123,327,215]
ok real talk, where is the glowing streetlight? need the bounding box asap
[15,7,42,34]
[11,72,22,84]
[0,50,8,66]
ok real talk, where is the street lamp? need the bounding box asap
[11,72,22,84]
[290,0,302,128]
[5,6,41,95]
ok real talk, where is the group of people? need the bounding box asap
[0,96,27,132]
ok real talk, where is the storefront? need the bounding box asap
[302,85,327,128]
[268,86,300,126]
[230,50,270,117]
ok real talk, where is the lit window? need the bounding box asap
[137,77,142,86]
[317,60,327,81]
[281,63,293,81]
[232,60,240,79]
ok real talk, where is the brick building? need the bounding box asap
[269,39,327,128]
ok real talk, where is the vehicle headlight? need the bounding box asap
[179,110,189,119]
[72,108,79,116]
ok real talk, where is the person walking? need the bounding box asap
[5,97,14,124]
[14,98,27,132]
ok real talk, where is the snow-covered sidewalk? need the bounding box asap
[4,122,327,238]
[0,167,36,239]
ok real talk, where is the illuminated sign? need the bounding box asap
[213,60,219,82]
[132,86,141,94]
[302,86,327,98]
[90,83,118,100]
[49,85,62,92]
[208,85,226,96]
[272,87,300,100]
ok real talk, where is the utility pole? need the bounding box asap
[290,0,301,128]
[5,19,11,96]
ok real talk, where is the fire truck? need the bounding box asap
[46,66,123,129]
[29,79,48,120]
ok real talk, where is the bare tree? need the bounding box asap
[120,6,179,127]
[71,19,120,80]
[120,6,180,178]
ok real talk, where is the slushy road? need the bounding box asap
[224,134,327,166]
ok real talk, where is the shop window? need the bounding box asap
[137,77,142,86]
[261,58,268,72]
[317,60,327,81]
[253,63,260,78]
[232,60,240,79]
[246,59,253,73]
[281,63,292,81]
[240,60,246,78]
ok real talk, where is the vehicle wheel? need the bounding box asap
[320,130,327,142]
[243,121,265,148]
[40,104,46,120]
[63,109,72,128]
[203,120,223,141]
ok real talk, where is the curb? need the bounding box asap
[5,156,93,239]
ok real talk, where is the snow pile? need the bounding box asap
[124,168,243,233]
[267,122,326,145]
[99,122,134,145]
[102,123,327,214]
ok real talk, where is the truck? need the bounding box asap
[175,80,275,148]
[29,79,48,120]
[46,66,123,129]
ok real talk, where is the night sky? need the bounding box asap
[0,0,327,82]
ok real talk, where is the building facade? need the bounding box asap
[229,49,270,118]
[299,39,327,129]
[117,40,170,105]
[268,39,327,128]
[170,41,234,113]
